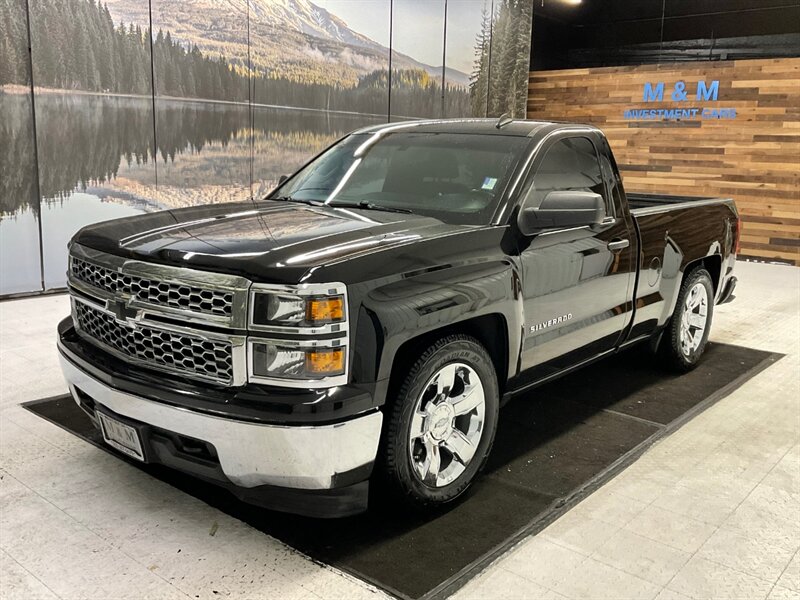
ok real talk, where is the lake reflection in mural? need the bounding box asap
[1,0,532,295]
[0,92,380,293]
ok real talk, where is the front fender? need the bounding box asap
[349,259,521,390]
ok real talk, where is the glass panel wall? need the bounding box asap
[0,0,42,295]
[151,0,252,208]
[389,0,445,120]
[443,0,486,117]
[1,0,534,296]
[486,0,532,118]
[250,0,390,197]
[29,0,157,289]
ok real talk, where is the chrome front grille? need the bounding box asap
[67,244,250,386]
[75,301,236,385]
[66,243,348,389]
[71,257,234,317]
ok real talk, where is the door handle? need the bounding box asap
[608,238,630,252]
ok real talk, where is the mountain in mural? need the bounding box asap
[102,0,470,87]
[248,0,381,48]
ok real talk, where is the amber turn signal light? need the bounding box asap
[305,296,344,324]
[305,348,345,375]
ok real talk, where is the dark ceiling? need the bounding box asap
[530,0,800,70]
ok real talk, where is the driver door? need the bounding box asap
[516,132,636,383]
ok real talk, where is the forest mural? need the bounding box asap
[0,0,534,294]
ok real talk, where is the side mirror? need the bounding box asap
[519,191,605,235]
[278,175,289,185]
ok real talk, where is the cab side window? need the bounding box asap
[522,136,610,216]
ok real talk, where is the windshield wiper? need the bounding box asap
[270,195,324,207]
[330,200,414,214]
[273,196,413,215]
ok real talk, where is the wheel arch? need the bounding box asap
[659,252,722,328]
[685,254,721,293]
[385,313,510,408]
[656,259,716,372]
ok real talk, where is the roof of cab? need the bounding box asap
[352,118,569,138]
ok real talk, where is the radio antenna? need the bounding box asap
[495,113,514,129]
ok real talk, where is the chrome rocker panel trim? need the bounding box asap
[60,355,383,490]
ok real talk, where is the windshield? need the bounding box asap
[271,131,529,225]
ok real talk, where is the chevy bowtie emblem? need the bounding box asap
[106,298,141,324]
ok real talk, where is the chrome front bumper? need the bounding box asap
[59,355,383,490]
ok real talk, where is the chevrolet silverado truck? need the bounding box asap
[58,119,739,517]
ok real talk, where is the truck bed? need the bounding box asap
[628,193,734,216]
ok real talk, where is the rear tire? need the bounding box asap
[382,335,499,509]
[658,267,714,372]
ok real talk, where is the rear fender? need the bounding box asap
[661,242,722,326]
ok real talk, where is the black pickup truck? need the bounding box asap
[58,119,739,517]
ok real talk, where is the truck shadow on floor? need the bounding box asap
[24,342,778,600]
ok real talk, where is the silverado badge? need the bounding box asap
[530,313,573,333]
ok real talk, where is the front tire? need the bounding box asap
[658,267,714,372]
[383,335,499,509]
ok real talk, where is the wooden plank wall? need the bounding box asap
[527,58,800,265]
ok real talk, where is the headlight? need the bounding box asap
[251,293,344,326]
[249,283,347,331]
[247,283,349,387]
[250,341,345,381]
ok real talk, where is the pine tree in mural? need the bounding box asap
[469,6,491,117]
[489,0,533,118]
[0,0,30,86]
[2,0,485,116]
[470,0,533,118]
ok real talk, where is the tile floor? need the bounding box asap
[1,260,798,600]
[455,261,800,600]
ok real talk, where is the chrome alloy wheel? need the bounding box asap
[408,362,486,488]
[679,282,709,356]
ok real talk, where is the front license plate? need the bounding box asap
[97,412,144,461]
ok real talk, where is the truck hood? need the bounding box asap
[73,200,472,283]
